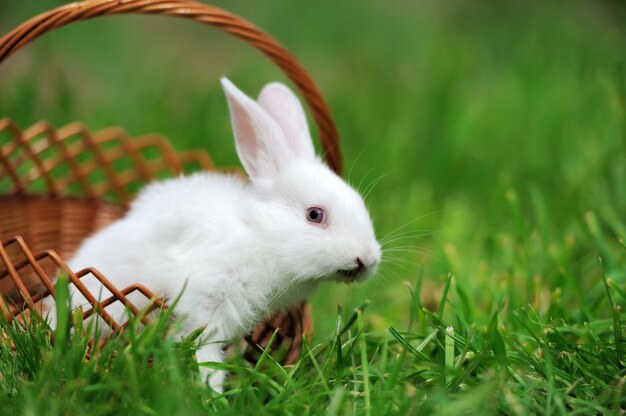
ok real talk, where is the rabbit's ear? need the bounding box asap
[257,82,315,161]
[221,77,291,181]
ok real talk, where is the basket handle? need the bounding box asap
[0,0,342,174]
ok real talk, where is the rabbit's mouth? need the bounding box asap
[336,258,368,282]
[338,268,361,279]
[334,257,378,283]
[335,268,368,284]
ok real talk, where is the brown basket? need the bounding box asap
[0,0,342,365]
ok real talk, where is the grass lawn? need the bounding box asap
[1,0,626,414]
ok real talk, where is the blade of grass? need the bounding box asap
[304,342,332,397]
[53,274,70,361]
[444,326,454,384]
[357,309,371,416]
[439,273,453,318]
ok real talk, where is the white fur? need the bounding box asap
[45,78,381,392]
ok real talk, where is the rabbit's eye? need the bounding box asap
[307,207,326,224]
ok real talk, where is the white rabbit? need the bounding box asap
[44,78,381,392]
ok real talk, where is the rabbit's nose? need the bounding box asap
[356,257,366,272]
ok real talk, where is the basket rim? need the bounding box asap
[0,0,343,174]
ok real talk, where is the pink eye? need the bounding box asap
[306,207,326,224]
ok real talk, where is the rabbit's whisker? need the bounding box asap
[379,211,441,242]
[356,156,388,195]
[379,229,435,245]
[347,141,375,185]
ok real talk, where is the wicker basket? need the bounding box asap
[0,0,342,366]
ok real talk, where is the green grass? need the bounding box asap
[1,0,626,414]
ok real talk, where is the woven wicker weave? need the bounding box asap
[0,0,339,365]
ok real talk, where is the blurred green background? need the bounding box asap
[1,0,625,336]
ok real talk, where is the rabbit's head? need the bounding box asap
[221,78,381,287]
